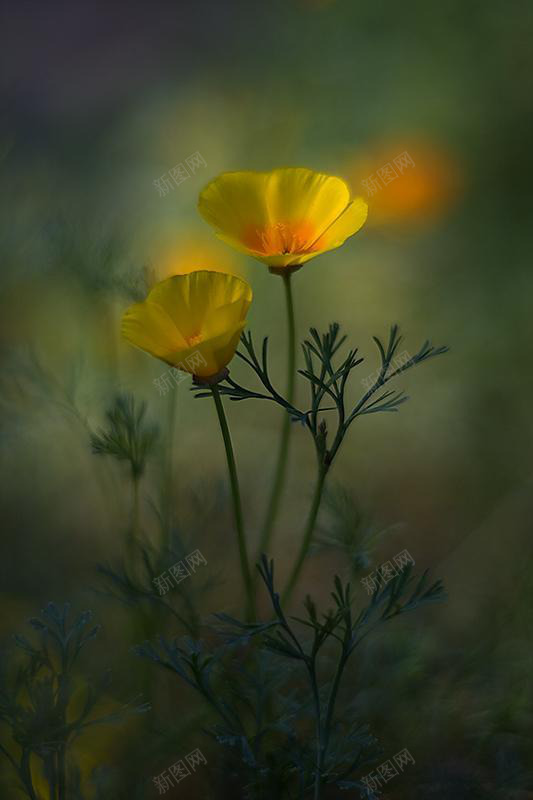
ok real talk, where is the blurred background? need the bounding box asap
[1,0,532,797]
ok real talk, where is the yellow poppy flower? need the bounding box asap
[198,167,368,271]
[121,270,252,381]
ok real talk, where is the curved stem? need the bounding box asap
[212,385,255,620]
[256,272,296,562]
[282,462,328,606]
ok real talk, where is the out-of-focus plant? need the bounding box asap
[90,393,158,570]
[97,525,218,640]
[90,393,158,480]
[196,322,448,603]
[136,555,445,800]
[0,603,148,800]
[315,485,402,577]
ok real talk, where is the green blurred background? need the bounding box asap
[1,0,532,797]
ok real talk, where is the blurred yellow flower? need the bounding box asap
[198,167,368,271]
[121,270,252,380]
[156,234,241,280]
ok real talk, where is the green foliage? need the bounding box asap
[135,556,445,799]
[196,323,448,470]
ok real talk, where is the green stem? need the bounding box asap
[318,650,348,792]
[282,462,328,607]
[308,663,324,800]
[256,272,296,566]
[163,383,178,551]
[212,385,255,620]
[127,473,140,575]
[312,654,347,800]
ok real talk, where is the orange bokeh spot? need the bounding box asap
[241,221,321,256]
[347,140,461,226]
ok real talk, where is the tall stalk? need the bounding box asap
[162,384,178,551]
[212,384,255,620]
[314,651,348,798]
[127,472,140,577]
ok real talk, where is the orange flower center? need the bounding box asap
[186,332,203,347]
[242,221,322,256]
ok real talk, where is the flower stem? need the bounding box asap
[212,384,255,620]
[282,462,328,607]
[127,473,140,577]
[256,272,296,563]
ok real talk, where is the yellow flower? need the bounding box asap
[198,167,368,271]
[121,270,252,380]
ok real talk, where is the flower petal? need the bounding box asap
[194,323,246,377]
[199,168,351,243]
[314,196,368,252]
[202,295,251,339]
[199,168,364,265]
[121,270,252,377]
[198,171,273,243]
[147,270,251,339]
[265,168,351,235]
[121,301,186,363]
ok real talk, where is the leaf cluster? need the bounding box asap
[195,324,448,469]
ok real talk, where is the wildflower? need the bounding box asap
[121,270,252,383]
[198,167,368,273]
